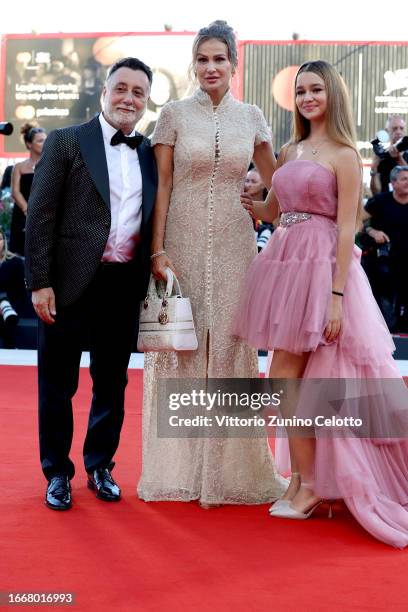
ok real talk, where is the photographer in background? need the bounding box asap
[363,166,408,332]
[0,227,29,348]
[244,167,274,251]
[370,115,408,195]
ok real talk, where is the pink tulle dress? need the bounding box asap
[233,159,408,548]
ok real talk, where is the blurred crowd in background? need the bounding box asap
[0,112,407,348]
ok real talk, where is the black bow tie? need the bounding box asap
[110,130,143,150]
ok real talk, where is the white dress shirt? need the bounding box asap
[99,112,143,262]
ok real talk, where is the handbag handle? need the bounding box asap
[165,268,182,298]
[144,268,182,309]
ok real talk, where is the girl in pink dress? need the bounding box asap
[234,60,408,548]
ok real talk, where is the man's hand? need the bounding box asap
[367,228,390,244]
[389,144,400,159]
[32,287,56,324]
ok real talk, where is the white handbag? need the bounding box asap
[137,268,198,352]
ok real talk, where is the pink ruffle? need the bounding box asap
[275,345,408,548]
[233,217,336,353]
[233,218,395,367]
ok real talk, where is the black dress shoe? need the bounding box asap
[45,474,72,511]
[87,468,121,502]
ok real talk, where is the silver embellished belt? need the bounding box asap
[280,212,312,227]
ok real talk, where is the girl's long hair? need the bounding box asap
[292,60,363,219]
[293,60,358,152]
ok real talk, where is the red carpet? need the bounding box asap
[1,365,407,611]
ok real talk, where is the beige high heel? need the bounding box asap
[269,472,301,514]
[270,482,334,520]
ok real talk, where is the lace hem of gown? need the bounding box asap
[138,471,289,505]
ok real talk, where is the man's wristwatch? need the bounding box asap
[370,170,378,177]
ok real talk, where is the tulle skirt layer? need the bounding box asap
[275,347,408,548]
[233,216,394,365]
[234,216,408,548]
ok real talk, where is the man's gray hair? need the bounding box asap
[386,114,406,127]
[390,165,408,182]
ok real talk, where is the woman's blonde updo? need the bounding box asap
[191,20,238,71]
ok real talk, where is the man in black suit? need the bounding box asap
[25,57,157,510]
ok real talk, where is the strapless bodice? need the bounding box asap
[272,160,338,219]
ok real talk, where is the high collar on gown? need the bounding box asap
[193,87,234,111]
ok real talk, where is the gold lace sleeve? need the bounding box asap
[252,105,272,146]
[151,102,177,147]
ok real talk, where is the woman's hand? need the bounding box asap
[241,191,278,224]
[324,295,343,343]
[240,193,257,220]
[151,253,177,281]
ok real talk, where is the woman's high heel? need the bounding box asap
[268,472,300,514]
[270,500,334,520]
[270,481,334,520]
[269,499,290,512]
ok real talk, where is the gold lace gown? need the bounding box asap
[137,89,287,504]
